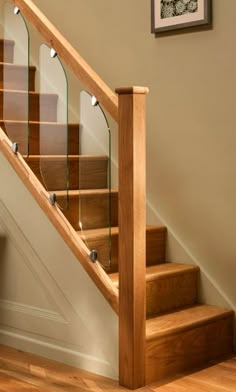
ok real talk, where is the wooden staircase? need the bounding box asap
[0,34,234,389]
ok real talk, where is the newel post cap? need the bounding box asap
[115,86,149,95]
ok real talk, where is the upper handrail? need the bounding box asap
[12,0,119,122]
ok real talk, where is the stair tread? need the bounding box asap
[0,39,14,45]
[77,225,166,240]
[55,189,117,198]
[0,88,57,97]
[146,304,234,341]
[25,155,108,161]
[0,62,36,70]
[110,262,199,286]
[0,120,79,126]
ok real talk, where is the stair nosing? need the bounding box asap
[146,264,199,282]
[0,120,79,127]
[110,263,200,286]
[0,88,58,97]
[146,305,234,341]
[55,189,118,198]
[77,225,167,240]
[24,155,108,161]
[0,62,36,70]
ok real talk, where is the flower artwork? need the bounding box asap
[161,0,198,19]
[151,0,211,33]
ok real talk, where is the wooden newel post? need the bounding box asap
[115,87,149,389]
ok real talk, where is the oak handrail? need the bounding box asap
[12,0,118,122]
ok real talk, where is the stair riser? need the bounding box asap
[26,158,108,191]
[146,315,234,384]
[0,92,57,122]
[146,271,198,317]
[0,40,14,63]
[1,123,79,155]
[62,194,118,230]
[87,229,166,272]
[0,66,36,91]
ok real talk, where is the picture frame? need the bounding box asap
[151,0,212,34]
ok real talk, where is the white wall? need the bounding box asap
[0,151,118,380]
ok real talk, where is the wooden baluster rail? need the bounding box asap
[116,87,148,389]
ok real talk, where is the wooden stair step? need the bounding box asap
[0,121,79,155]
[78,226,167,272]
[110,262,199,317]
[56,189,118,230]
[0,89,58,122]
[146,304,234,383]
[0,63,36,91]
[25,155,108,191]
[0,39,14,63]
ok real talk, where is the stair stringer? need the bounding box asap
[0,149,118,380]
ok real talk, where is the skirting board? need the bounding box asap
[0,325,117,380]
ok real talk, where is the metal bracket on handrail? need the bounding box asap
[50,48,57,58]
[48,193,57,205]
[11,142,18,154]
[89,249,98,263]
[13,6,20,15]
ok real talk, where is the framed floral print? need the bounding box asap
[151,0,212,33]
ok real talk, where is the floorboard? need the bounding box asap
[0,346,235,391]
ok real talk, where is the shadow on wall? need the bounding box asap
[0,235,7,262]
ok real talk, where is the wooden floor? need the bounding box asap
[0,345,235,391]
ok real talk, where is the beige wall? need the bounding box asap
[30,0,236,313]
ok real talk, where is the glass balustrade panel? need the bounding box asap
[1,0,29,155]
[0,1,116,270]
[39,43,69,210]
[78,91,113,271]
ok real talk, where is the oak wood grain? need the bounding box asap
[1,121,80,155]
[0,345,118,390]
[25,155,108,191]
[146,305,234,340]
[78,225,167,272]
[0,90,58,122]
[159,377,231,392]
[146,306,234,383]
[12,0,118,121]
[56,189,118,230]
[110,263,199,317]
[0,63,36,91]
[0,369,91,392]
[0,372,50,391]
[0,345,236,392]
[116,87,148,389]
[0,39,14,63]
[187,360,236,391]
